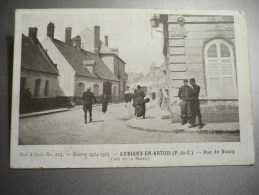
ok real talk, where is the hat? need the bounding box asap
[183,79,188,83]
[189,78,195,82]
[87,87,91,90]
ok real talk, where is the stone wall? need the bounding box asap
[166,15,239,122]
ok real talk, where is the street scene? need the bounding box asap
[19,101,239,145]
[18,12,240,145]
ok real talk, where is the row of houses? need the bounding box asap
[20,22,127,113]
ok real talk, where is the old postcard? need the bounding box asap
[11,9,255,168]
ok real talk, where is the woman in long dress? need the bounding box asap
[101,93,109,113]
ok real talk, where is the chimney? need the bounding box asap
[94,26,100,56]
[105,35,108,47]
[47,22,55,38]
[28,27,38,43]
[65,27,72,44]
[74,35,81,49]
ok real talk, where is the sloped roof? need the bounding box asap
[52,38,96,78]
[79,28,126,64]
[79,28,113,54]
[81,50,119,81]
[21,34,59,75]
[52,38,118,81]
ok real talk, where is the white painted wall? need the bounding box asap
[21,69,61,98]
[76,76,119,97]
[41,37,76,96]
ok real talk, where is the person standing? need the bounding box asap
[158,88,163,108]
[124,86,132,107]
[132,89,137,117]
[189,78,203,128]
[135,85,146,119]
[101,93,109,113]
[178,79,191,125]
[82,87,96,124]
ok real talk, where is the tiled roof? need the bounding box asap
[81,50,119,81]
[52,39,96,78]
[21,34,59,75]
[52,38,118,81]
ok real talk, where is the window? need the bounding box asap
[44,80,49,97]
[78,82,85,96]
[204,39,237,97]
[93,84,99,96]
[34,79,41,97]
[113,86,118,96]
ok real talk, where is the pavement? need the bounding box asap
[125,104,240,134]
[19,101,240,144]
[19,103,116,118]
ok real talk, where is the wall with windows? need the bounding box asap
[75,76,119,98]
[166,15,238,122]
[21,69,61,98]
[167,15,236,99]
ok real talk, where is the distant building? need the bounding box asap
[41,22,119,102]
[76,27,127,99]
[158,14,238,122]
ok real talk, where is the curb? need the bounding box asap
[19,108,70,119]
[125,121,240,134]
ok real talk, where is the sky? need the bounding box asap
[20,10,165,74]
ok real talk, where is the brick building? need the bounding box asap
[157,14,238,122]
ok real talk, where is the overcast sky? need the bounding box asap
[20,10,165,74]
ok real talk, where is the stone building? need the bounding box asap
[20,27,61,113]
[157,14,238,122]
[77,26,128,99]
[41,22,119,103]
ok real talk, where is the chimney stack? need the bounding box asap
[94,26,100,56]
[74,35,81,49]
[47,22,55,38]
[105,35,108,47]
[28,27,38,43]
[65,27,72,44]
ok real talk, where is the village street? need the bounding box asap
[19,102,240,145]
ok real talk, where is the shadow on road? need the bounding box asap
[90,120,104,123]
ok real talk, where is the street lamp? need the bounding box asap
[150,14,161,28]
[150,14,169,38]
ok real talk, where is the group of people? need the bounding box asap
[82,87,109,124]
[124,85,149,119]
[82,85,149,124]
[178,78,203,129]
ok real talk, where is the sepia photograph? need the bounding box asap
[10,9,254,168]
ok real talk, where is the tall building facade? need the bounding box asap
[160,14,238,122]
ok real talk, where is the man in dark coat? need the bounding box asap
[101,93,109,113]
[189,78,203,128]
[135,85,146,119]
[82,87,96,123]
[178,79,191,125]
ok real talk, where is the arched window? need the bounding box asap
[93,84,99,96]
[113,86,118,96]
[204,39,237,97]
[77,82,84,96]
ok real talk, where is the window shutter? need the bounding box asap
[205,40,237,98]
